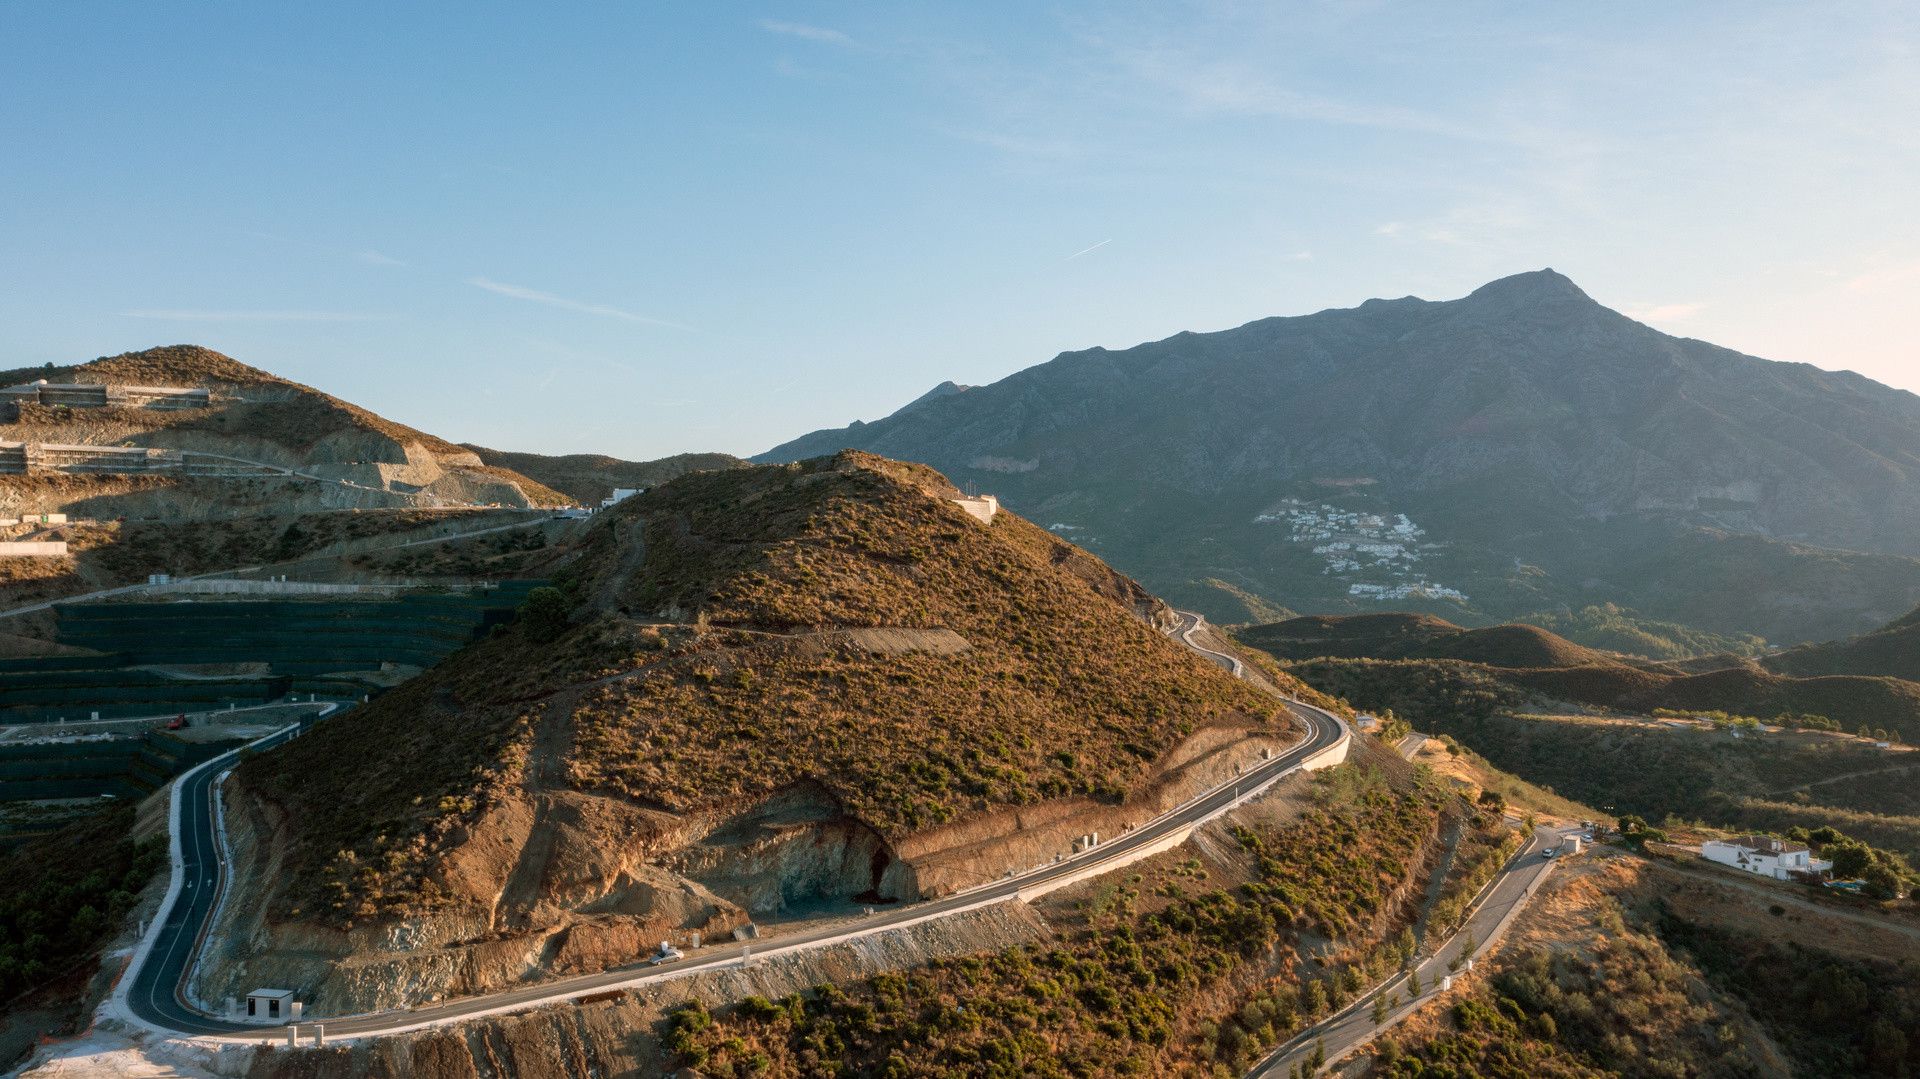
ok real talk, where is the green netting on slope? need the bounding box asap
[0,730,239,801]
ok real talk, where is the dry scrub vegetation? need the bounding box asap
[237,453,1315,922]
[1287,656,1920,862]
[1371,855,1920,1078]
[669,762,1456,1077]
[567,453,1296,834]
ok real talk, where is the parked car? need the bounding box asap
[166,714,188,730]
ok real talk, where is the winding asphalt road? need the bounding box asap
[120,623,1348,1042]
[1247,825,1576,1077]
[1175,611,1246,676]
[123,705,338,1036]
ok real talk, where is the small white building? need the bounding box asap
[1701,835,1831,880]
[600,487,641,510]
[245,988,298,1023]
[949,494,999,524]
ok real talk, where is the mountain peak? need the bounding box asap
[900,380,972,412]
[1464,268,1594,306]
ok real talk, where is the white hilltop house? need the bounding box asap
[949,493,998,524]
[1701,835,1832,880]
[600,487,641,510]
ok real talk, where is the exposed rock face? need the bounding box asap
[663,782,909,913]
[196,718,1286,1013]
[759,270,1920,643]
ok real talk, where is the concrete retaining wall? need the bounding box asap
[0,440,185,475]
[0,541,68,557]
[2,381,210,409]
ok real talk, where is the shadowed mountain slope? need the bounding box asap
[1768,602,1920,682]
[760,271,1920,644]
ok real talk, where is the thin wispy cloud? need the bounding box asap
[357,250,406,267]
[468,278,692,330]
[757,19,852,46]
[119,309,381,322]
[1102,43,1486,142]
[1064,239,1113,261]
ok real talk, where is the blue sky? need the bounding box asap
[4,3,1917,459]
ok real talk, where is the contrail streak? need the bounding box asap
[1064,239,1113,261]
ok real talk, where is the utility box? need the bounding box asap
[246,988,296,1023]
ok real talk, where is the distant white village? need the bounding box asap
[1255,498,1468,602]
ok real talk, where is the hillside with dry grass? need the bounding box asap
[462,445,745,504]
[1363,850,1920,1078]
[213,452,1323,1010]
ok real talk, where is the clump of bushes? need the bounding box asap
[0,804,165,1001]
[669,764,1445,1076]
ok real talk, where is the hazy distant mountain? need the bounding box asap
[761,270,1920,643]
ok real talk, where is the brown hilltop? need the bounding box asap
[210,450,1320,1011]
[21,343,284,387]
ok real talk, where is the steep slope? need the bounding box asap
[201,451,1316,1011]
[2,345,568,514]
[760,271,1920,644]
[461,445,745,504]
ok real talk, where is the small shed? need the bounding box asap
[247,988,298,1022]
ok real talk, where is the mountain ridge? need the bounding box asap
[758,271,1920,643]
